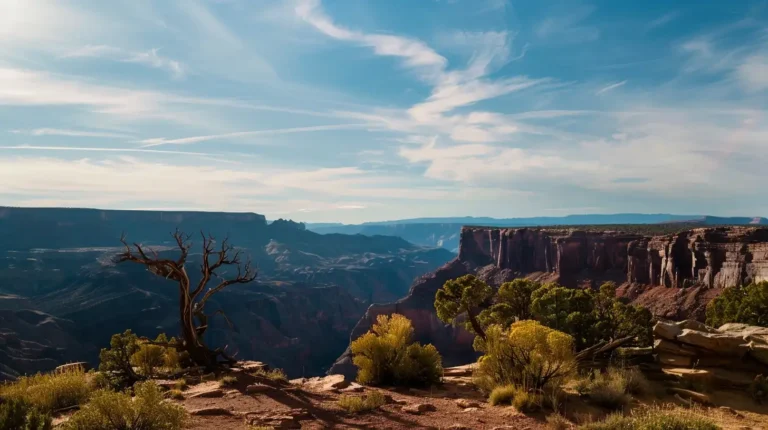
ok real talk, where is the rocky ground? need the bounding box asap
[89,362,767,430]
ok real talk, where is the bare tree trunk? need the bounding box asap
[116,230,256,371]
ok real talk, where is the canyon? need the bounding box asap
[329,225,768,376]
[0,207,453,381]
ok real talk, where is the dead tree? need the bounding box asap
[116,229,256,370]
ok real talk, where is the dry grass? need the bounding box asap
[488,385,541,412]
[574,367,650,411]
[253,368,288,383]
[489,385,517,406]
[219,375,238,387]
[168,389,185,400]
[0,368,92,413]
[338,391,386,414]
[579,405,719,430]
[173,378,188,391]
[547,413,573,430]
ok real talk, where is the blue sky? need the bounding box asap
[1,0,767,223]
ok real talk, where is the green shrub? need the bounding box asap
[100,331,182,388]
[474,321,575,392]
[706,282,768,328]
[63,381,187,430]
[0,368,92,413]
[580,406,720,430]
[488,384,517,406]
[219,375,237,387]
[351,314,442,387]
[512,389,542,413]
[546,413,572,430]
[131,343,166,378]
[575,367,650,410]
[0,398,51,430]
[337,391,386,413]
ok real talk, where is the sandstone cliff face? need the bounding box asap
[330,226,768,377]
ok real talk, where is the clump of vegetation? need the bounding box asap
[172,379,188,391]
[706,281,768,328]
[253,368,288,383]
[99,331,184,388]
[63,381,187,430]
[219,375,238,387]
[546,413,572,430]
[0,368,92,414]
[474,320,576,392]
[488,384,518,406]
[436,277,653,354]
[0,398,51,430]
[337,391,386,414]
[580,406,720,430]
[351,314,443,387]
[167,390,185,400]
[574,367,649,410]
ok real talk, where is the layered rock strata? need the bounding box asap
[331,226,768,377]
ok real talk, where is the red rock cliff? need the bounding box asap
[329,226,768,377]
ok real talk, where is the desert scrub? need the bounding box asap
[575,367,649,410]
[253,368,288,383]
[351,314,443,387]
[580,405,720,430]
[488,385,541,412]
[489,385,517,406]
[167,389,185,400]
[337,391,386,414]
[474,320,575,392]
[0,368,92,414]
[63,381,187,430]
[0,398,52,430]
[546,413,572,430]
[219,375,238,387]
[172,378,188,391]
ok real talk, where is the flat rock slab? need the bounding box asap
[676,329,749,357]
[403,403,437,414]
[189,407,233,416]
[188,388,224,399]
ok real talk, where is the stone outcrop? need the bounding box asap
[331,226,768,377]
[651,320,768,388]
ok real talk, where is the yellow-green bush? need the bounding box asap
[0,368,92,414]
[474,320,575,392]
[219,375,237,387]
[100,331,182,388]
[488,384,517,406]
[337,391,386,413]
[62,381,187,430]
[0,398,51,430]
[131,343,166,378]
[351,314,442,387]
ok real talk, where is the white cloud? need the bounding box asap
[11,128,132,139]
[0,145,212,156]
[596,80,627,95]
[647,12,680,31]
[139,124,370,147]
[62,45,186,79]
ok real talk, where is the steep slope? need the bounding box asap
[330,225,768,377]
[0,207,453,380]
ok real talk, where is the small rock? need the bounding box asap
[246,384,270,394]
[189,407,232,416]
[402,403,436,414]
[239,360,270,372]
[188,388,224,399]
[462,407,480,413]
[455,399,480,409]
[447,425,472,430]
[383,395,407,405]
[339,382,364,393]
[667,388,712,406]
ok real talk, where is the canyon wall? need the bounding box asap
[330,226,768,377]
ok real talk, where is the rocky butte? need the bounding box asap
[330,225,768,377]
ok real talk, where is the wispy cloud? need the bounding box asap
[138,124,371,147]
[736,54,768,92]
[0,145,212,156]
[646,12,680,31]
[535,5,599,44]
[596,80,627,95]
[62,45,186,79]
[10,128,132,139]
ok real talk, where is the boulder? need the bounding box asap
[455,399,480,409]
[747,341,768,366]
[298,374,351,392]
[653,339,698,357]
[402,403,436,414]
[658,353,693,367]
[653,321,682,340]
[676,329,749,357]
[676,320,718,333]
